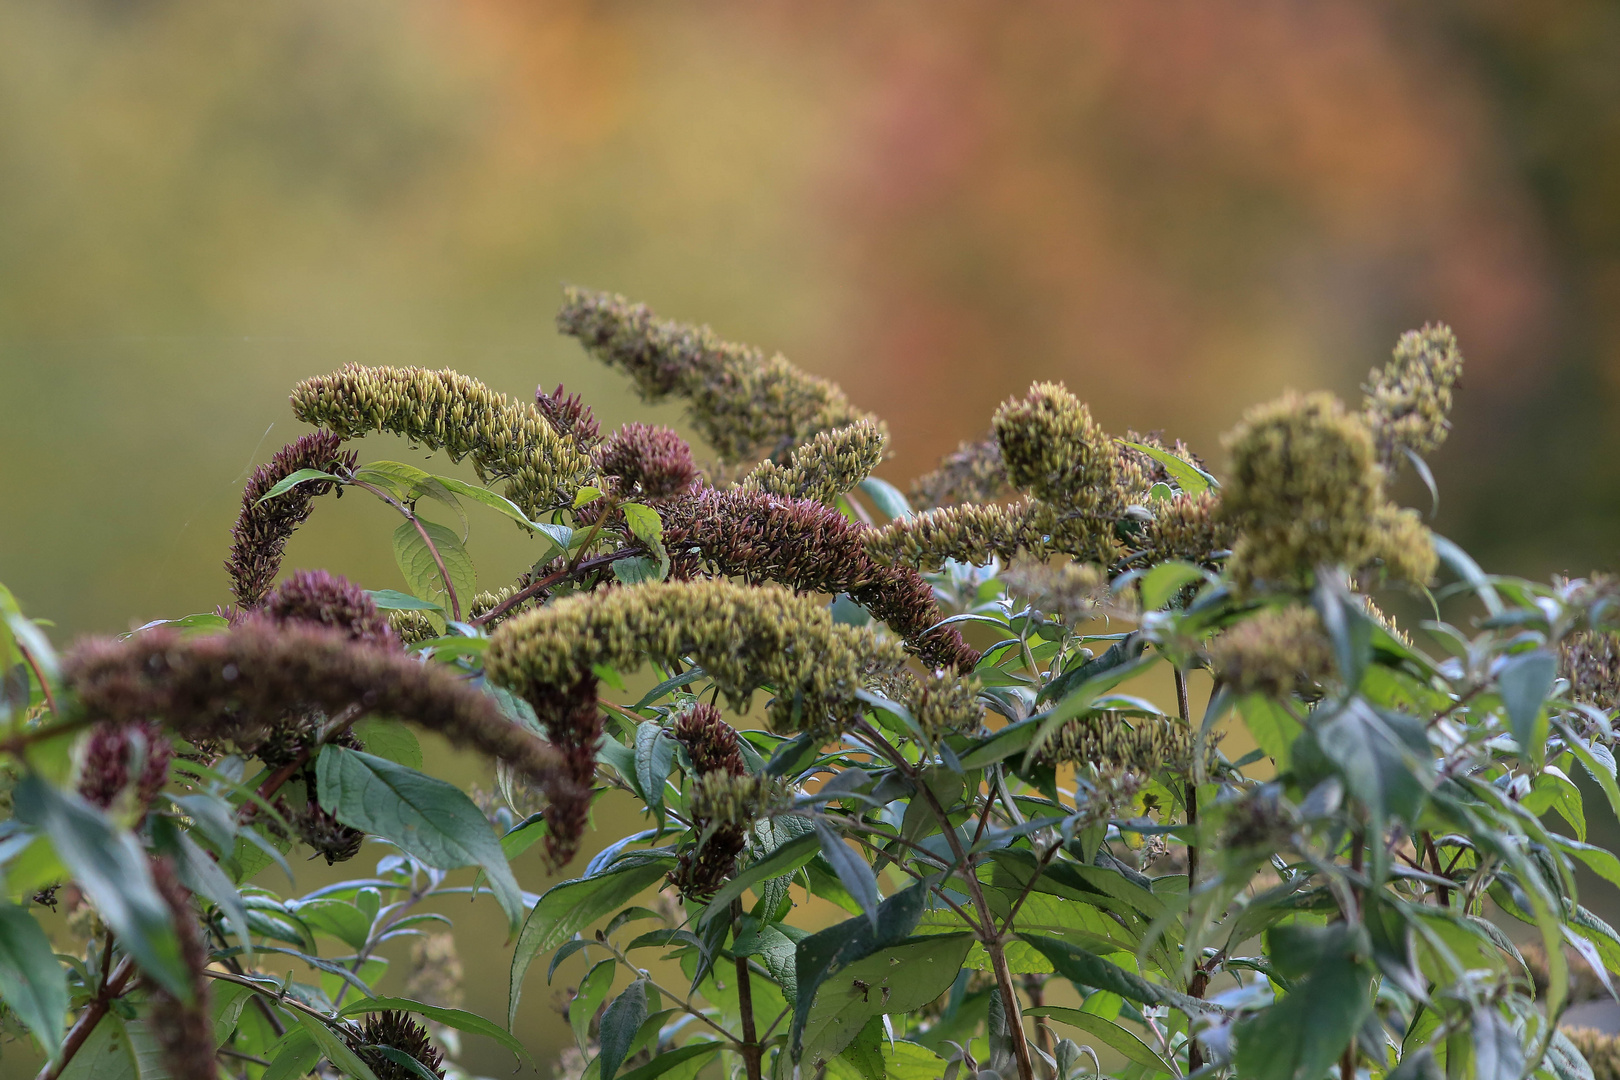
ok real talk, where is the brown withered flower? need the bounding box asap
[76,720,172,816]
[355,1011,446,1080]
[594,423,699,500]
[669,703,752,901]
[259,569,396,647]
[536,383,601,446]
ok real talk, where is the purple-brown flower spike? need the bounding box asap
[225,432,357,609]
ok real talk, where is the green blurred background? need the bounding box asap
[3,1,1620,1075]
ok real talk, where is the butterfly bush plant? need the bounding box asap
[1,288,1619,1080]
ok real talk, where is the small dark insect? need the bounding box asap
[850,978,870,1001]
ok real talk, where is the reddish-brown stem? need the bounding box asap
[37,957,134,1080]
[17,645,56,716]
[731,899,764,1080]
[1176,667,1205,1074]
[1423,831,1450,907]
[348,479,463,622]
[470,548,640,626]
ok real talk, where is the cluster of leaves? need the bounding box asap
[0,289,1618,1080]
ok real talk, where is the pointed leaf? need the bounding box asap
[1498,650,1555,767]
[815,820,880,930]
[598,978,649,1080]
[0,901,68,1056]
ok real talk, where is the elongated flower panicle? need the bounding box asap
[1220,391,1435,589]
[260,569,395,647]
[147,857,216,1080]
[907,671,984,739]
[688,772,785,830]
[356,1011,446,1080]
[670,703,753,900]
[63,625,573,796]
[658,487,976,670]
[1363,323,1464,468]
[1002,560,1107,624]
[864,499,1051,573]
[557,287,876,463]
[1141,490,1231,568]
[1562,630,1620,713]
[595,423,699,500]
[740,420,888,505]
[289,799,365,864]
[289,364,594,517]
[994,382,1120,514]
[673,703,747,777]
[910,437,1008,510]
[1033,712,1198,809]
[76,720,172,816]
[535,676,600,867]
[536,383,601,446]
[488,580,900,737]
[226,432,357,609]
[1208,605,1334,696]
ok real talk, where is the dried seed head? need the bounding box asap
[910,437,1009,510]
[404,933,465,1010]
[1207,605,1334,697]
[260,569,395,647]
[290,364,595,517]
[1142,490,1233,569]
[290,800,365,864]
[1363,324,1464,468]
[1221,391,1435,590]
[356,1011,446,1080]
[595,423,700,500]
[673,704,746,777]
[864,498,1053,572]
[558,287,877,463]
[687,772,787,830]
[1034,711,1196,780]
[536,383,601,446]
[741,420,888,505]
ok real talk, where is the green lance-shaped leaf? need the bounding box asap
[616,1043,726,1080]
[571,959,617,1050]
[597,977,649,1080]
[1026,1008,1175,1073]
[253,468,342,504]
[292,1011,381,1080]
[698,830,819,926]
[815,819,881,930]
[1017,934,1206,1014]
[857,476,913,521]
[1233,924,1375,1080]
[792,879,932,1060]
[0,901,68,1057]
[1137,560,1208,612]
[1119,440,1217,494]
[799,933,973,1069]
[1498,649,1556,768]
[634,722,675,817]
[1312,699,1432,824]
[12,775,189,998]
[315,748,522,930]
[391,519,476,610]
[508,857,675,1027]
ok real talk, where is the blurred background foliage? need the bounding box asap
[3,1,1620,1074]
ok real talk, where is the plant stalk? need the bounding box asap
[1176,667,1205,1074]
[732,899,764,1080]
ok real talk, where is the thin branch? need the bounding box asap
[470,548,641,626]
[348,479,463,622]
[17,644,56,716]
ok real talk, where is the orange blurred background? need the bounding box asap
[2,1,1619,1074]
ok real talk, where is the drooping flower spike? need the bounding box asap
[225,432,357,609]
[558,287,880,464]
[290,364,595,517]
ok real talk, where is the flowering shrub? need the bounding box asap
[0,290,1617,1080]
